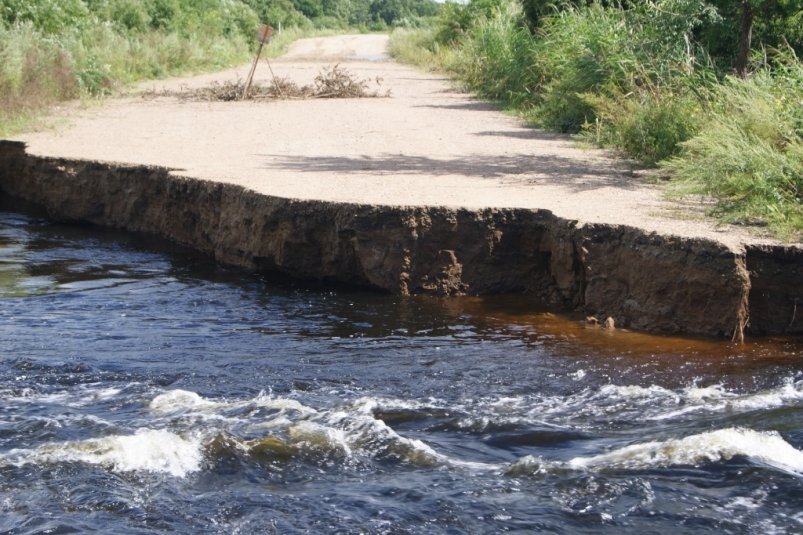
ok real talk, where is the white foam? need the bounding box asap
[726,494,765,511]
[725,379,803,412]
[350,396,446,415]
[246,415,294,431]
[149,390,219,413]
[253,397,317,415]
[452,378,803,429]
[595,384,680,403]
[6,385,123,409]
[7,390,72,405]
[81,386,122,403]
[571,369,587,380]
[652,379,803,421]
[288,421,353,457]
[150,389,317,418]
[564,428,803,476]
[314,406,501,471]
[683,384,734,403]
[506,455,557,476]
[2,428,203,477]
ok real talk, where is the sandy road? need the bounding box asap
[9,34,775,249]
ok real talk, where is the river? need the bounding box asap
[1,202,802,534]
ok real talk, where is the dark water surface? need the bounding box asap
[1,204,802,534]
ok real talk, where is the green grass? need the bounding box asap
[454,1,538,109]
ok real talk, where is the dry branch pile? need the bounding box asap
[143,65,389,102]
[310,64,385,98]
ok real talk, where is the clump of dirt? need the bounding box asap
[143,65,389,102]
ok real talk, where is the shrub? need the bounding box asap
[0,24,81,135]
[0,0,90,34]
[109,0,151,32]
[612,94,700,165]
[581,89,701,165]
[147,0,180,30]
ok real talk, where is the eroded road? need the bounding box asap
[9,34,775,249]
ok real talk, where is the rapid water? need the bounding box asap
[1,203,802,534]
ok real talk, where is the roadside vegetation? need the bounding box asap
[389,0,803,240]
[0,0,438,136]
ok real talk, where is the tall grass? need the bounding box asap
[664,58,803,240]
[454,1,538,109]
[388,27,456,71]
[0,24,81,134]
[0,21,251,135]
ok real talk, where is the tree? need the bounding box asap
[702,0,803,76]
[735,0,753,77]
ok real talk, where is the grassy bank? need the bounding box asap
[0,0,440,137]
[0,2,321,136]
[390,1,803,241]
[0,26,249,136]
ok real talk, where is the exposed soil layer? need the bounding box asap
[2,140,800,339]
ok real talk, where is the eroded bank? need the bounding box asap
[1,140,800,339]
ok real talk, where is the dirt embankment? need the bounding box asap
[1,35,801,339]
[2,140,801,338]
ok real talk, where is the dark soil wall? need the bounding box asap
[2,140,800,339]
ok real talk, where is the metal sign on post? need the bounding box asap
[242,24,274,100]
[257,24,273,44]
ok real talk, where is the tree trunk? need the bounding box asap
[735,0,754,77]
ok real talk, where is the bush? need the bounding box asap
[0,24,80,134]
[526,2,715,132]
[109,0,151,31]
[611,94,700,165]
[580,89,701,165]
[0,0,90,34]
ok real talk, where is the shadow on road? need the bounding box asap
[261,153,643,192]
[414,102,500,112]
[474,130,567,142]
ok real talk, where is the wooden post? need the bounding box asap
[242,24,273,100]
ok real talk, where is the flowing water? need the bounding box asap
[1,202,802,534]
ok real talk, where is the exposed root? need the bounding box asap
[731,257,751,344]
[142,65,390,102]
